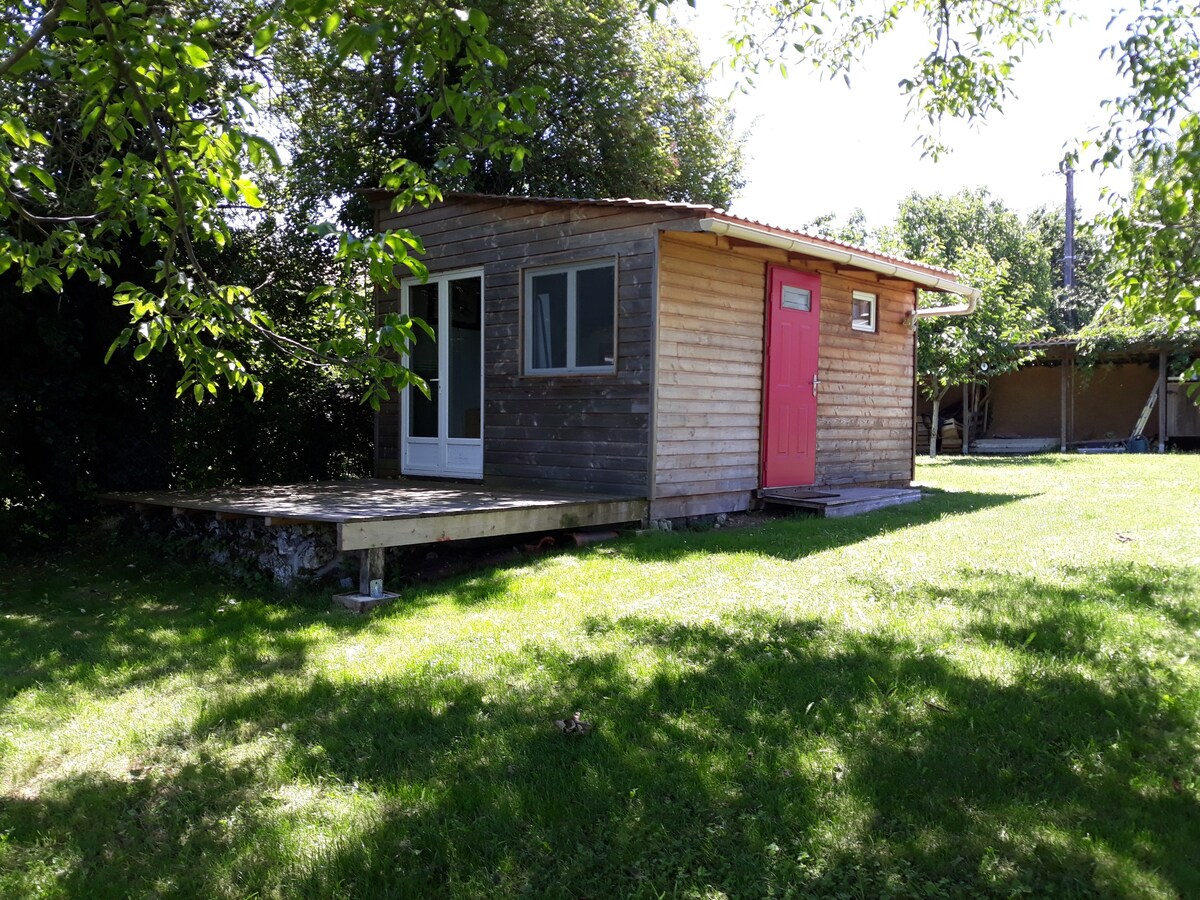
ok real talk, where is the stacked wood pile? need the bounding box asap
[941,420,963,454]
[915,416,964,454]
[915,417,932,452]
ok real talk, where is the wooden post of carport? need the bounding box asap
[1158,348,1169,453]
[1060,353,1070,452]
[962,382,970,455]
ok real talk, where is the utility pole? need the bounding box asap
[1064,166,1076,331]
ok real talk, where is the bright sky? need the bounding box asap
[681,2,1131,232]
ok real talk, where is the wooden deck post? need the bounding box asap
[1158,349,1168,453]
[359,547,386,598]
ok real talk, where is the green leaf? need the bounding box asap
[467,8,489,33]
[182,43,211,68]
[254,25,276,55]
[2,117,31,149]
[236,178,263,208]
[27,166,55,189]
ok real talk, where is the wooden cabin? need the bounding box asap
[369,194,978,520]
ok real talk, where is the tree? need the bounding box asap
[915,248,1049,457]
[1104,131,1200,336]
[882,188,1055,311]
[279,0,745,232]
[803,208,871,247]
[3,0,744,408]
[883,190,1051,456]
[1,0,539,406]
[723,0,1200,362]
[1026,204,1111,333]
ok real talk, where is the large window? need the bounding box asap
[524,261,616,374]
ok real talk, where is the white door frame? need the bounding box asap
[400,267,484,478]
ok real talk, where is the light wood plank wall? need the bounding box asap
[652,232,918,519]
[372,197,696,494]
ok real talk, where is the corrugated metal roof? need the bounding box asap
[1022,336,1080,348]
[439,192,963,283]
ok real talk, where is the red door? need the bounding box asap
[762,266,821,488]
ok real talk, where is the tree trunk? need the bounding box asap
[929,383,948,459]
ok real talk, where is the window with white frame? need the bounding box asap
[851,290,877,332]
[524,260,616,374]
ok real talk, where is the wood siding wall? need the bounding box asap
[372,198,696,494]
[652,232,918,519]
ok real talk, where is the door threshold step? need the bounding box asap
[758,486,922,518]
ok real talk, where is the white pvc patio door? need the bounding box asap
[401,268,484,478]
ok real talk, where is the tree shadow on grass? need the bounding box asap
[894,560,1200,646]
[5,563,1196,898]
[0,753,272,899]
[0,547,377,714]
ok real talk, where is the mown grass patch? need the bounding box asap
[1,455,1197,898]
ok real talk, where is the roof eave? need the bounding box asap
[696,218,980,316]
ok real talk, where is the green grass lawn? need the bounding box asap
[1,456,1198,899]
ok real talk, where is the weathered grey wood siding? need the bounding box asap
[372,197,697,494]
[651,232,918,519]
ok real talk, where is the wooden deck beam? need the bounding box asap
[336,498,648,552]
[263,516,320,526]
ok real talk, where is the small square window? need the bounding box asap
[851,291,877,332]
[525,261,616,374]
[781,285,811,311]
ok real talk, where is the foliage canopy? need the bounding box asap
[2,0,543,406]
[2,0,745,406]
[281,0,745,232]
[883,191,1051,403]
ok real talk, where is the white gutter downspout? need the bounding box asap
[697,218,981,319]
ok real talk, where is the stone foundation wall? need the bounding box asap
[137,513,347,586]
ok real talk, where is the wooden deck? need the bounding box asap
[103,479,648,551]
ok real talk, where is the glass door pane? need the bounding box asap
[407,282,439,438]
[448,276,482,439]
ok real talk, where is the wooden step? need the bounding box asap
[759,487,923,518]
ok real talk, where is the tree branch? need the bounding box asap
[89,0,218,292]
[0,0,67,78]
[2,183,49,237]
